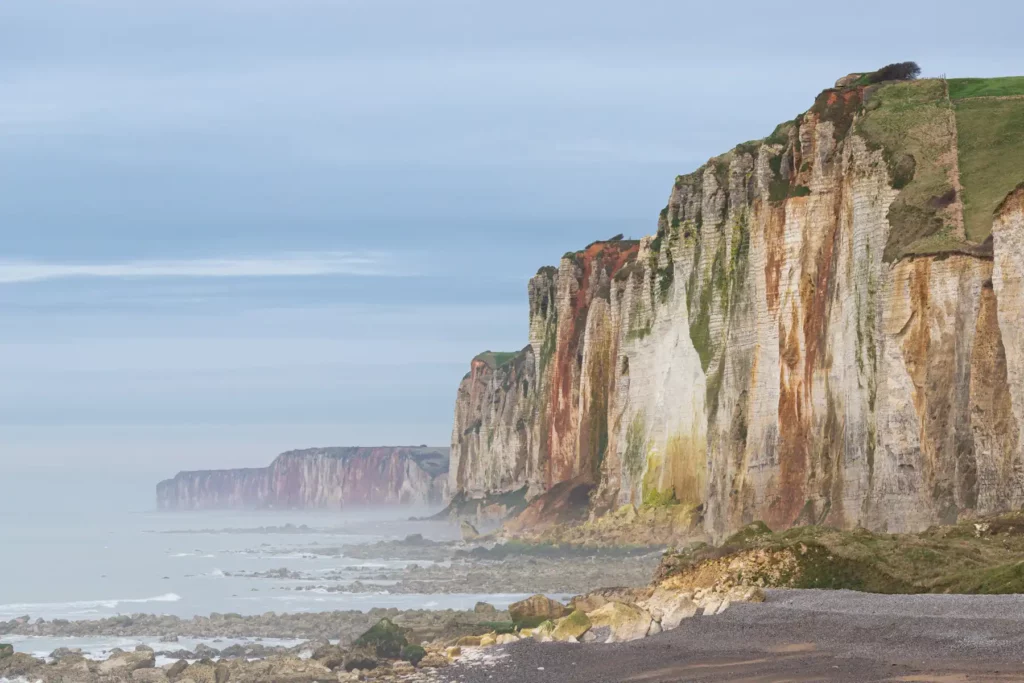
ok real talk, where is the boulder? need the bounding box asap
[166,659,189,680]
[353,617,408,659]
[133,669,171,682]
[509,594,571,624]
[0,643,12,659]
[835,73,862,88]
[99,649,157,674]
[473,601,497,614]
[551,610,591,641]
[571,587,650,614]
[311,644,346,670]
[0,652,44,677]
[51,653,93,675]
[183,661,217,683]
[214,662,231,683]
[586,602,653,643]
[700,597,723,615]
[531,620,555,642]
[641,588,699,631]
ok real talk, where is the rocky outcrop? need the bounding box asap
[451,75,1024,540]
[157,447,449,510]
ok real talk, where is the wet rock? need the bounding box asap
[311,643,346,670]
[49,646,82,660]
[193,643,220,659]
[586,602,652,642]
[0,652,45,678]
[353,617,408,658]
[0,643,12,659]
[473,601,497,614]
[166,659,189,680]
[508,594,571,624]
[98,649,156,674]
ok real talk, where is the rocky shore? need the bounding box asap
[0,582,763,683]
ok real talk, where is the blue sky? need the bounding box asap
[1,0,1021,478]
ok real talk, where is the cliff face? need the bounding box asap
[451,75,1024,539]
[157,447,449,510]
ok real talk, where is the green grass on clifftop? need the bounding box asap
[856,79,964,261]
[954,96,1024,241]
[657,511,1024,594]
[948,76,1024,100]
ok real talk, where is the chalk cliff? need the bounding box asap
[157,447,449,510]
[450,72,1024,540]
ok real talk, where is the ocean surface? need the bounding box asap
[0,469,539,662]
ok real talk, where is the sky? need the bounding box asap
[0,0,1021,481]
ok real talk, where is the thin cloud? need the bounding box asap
[0,251,405,284]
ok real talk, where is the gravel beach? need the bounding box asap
[442,589,1024,682]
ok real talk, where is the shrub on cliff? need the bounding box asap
[655,510,1024,595]
[865,61,921,84]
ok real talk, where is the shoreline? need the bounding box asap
[9,590,1024,682]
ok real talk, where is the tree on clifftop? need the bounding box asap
[867,62,921,84]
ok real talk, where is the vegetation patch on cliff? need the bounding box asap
[953,96,1024,242]
[855,79,967,261]
[656,512,1024,594]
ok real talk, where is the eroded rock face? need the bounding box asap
[156,447,449,510]
[450,81,1024,540]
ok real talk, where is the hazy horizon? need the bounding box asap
[1,0,1022,478]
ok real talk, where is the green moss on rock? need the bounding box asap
[400,644,426,666]
[353,618,409,659]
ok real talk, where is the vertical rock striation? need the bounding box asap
[450,75,1024,539]
[156,447,449,510]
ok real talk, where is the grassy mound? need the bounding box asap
[656,512,1024,594]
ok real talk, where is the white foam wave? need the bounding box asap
[0,593,181,618]
[208,569,226,578]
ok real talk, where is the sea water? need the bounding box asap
[0,468,540,659]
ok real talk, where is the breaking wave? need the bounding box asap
[0,593,182,619]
